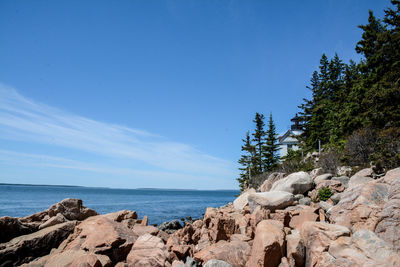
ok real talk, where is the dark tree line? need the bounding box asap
[237,113,279,191]
[299,1,400,150]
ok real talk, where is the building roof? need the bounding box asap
[278,129,303,144]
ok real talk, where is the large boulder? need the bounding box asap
[194,240,251,267]
[348,175,374,189]
[62,216,136,264]
[300,222,350,267]
[327,229,400,267]
[288,206,319,230]
[248,191,295,212]
[246,220,285,267]
[233,188,256,210]
[259,173,286,192]
[126,233,170,267]
[270,172,313,195]
[375,177,400,251]
[329,180,389,231]
[0,221,77,266]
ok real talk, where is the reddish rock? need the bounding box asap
[375,177,400,251]
[131,224,159,237]
[47,198,97,221]
[300,222,350,267]
[288,207,318,230]
[0,221,77,266]
[141,216,148,226]
[328,229,400,266]
[286,230,304,267]
[126,233,169,267]
[39,213,67,230]
[194,240,251,267]
[246,220,285,267]
[63,216,136,263]
[329,180,389,231]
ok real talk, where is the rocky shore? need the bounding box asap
[1,167,400,267]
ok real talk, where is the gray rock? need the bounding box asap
[299,197,311,206]
[204,259,233,267]
[310,168,324,179]
[185,256,202,267]
[319,201,333,212]
[314,173,333,184]
[294,194,304,200]
[336,166,352,177]
[332,176,350,188]
[158,219,182,234]
[348,175,374,189]
[330,193,342,204]
[248,191,295,212]
[270,171,313,195]
[233,188,256,210]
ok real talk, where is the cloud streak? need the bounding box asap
[0,84,235,187]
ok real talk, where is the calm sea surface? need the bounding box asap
[0,184,238,225]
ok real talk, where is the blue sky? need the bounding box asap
[0,0,390,189]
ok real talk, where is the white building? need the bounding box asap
[279,114,303,158]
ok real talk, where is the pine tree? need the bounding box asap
[263,113,280,171]
[237,132,256,191]
[252,112,266,173]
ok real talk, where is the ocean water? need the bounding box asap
[0,184,239,225]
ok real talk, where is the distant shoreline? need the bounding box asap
[0,183,238,191]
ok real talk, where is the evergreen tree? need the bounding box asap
[252,112,266,173]
[237,132,256,191]
[263,113,280,171]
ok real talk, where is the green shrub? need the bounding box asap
[318,187,333,201]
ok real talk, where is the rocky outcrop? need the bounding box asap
[6,166,400,267]
[270,171,313,195]
[326,229,400,266]
[248,191,295,212]
[300,222,350,267]
[47,198,98,221]
[0,198,98,245]
[375,177,400,251]
[0,221,77,266]
[329,180,389,231]
[0,216,38,243]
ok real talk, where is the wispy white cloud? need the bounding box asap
[0,84,235,187]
